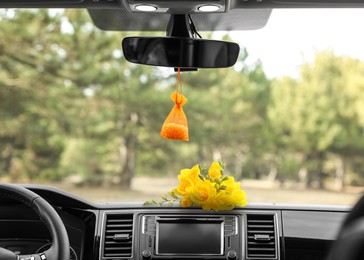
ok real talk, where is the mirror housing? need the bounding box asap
[122,36,240,69]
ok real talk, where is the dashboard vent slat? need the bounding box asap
[246,214,277,259]
[224,216,238,236]
[103,214,133,258]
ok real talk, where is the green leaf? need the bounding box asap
[219,185,227,191]
[143,201,153,206]
[221,176,229,182]
[218,160,225,172]
[168,191,178,199]
[150,199,161,206]
[215,183,220,191]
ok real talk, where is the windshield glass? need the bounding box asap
[1,8,363,205]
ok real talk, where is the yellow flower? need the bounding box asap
[152,161,248,211]
[223,176,240,192]
[178,164,200,184]
[189,179,216,210]
[180,196,193,208]
[222,176,248,207]
[230,188,248,207]
[212,191,235,211]
[175,179,194,196]
[208,161,222,179]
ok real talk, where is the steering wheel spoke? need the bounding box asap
[0,247,17,260]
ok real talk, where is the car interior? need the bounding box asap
[1,1,364,260]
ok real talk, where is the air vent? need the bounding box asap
[143,215,156,236]
[103,214,133,258]
[246,214,277,259]
[224,216,237,236]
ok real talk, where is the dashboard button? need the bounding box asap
[142,250,152,259]
[227,250,237,259]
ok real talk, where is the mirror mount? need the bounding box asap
[167,14,198,71]
[166,14,194,38]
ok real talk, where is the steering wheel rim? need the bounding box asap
[0,183,70,260]
[327,195,364,260]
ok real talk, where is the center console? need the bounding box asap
[139,214,241,260]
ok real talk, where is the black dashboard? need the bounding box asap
[0,185,350,260]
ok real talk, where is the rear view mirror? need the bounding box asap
[122,36,240,69]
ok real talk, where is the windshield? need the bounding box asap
[1,8,363,205]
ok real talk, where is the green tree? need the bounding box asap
[0,10,67,179]
[0,9,274,188]
[268,51,364,189]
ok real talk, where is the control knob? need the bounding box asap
[142,250,152,260]
[227,250,237,260]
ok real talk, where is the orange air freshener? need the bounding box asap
[160,68,189,141]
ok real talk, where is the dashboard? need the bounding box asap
[0,185,350,260]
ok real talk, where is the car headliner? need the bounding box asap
[0,1,364,32]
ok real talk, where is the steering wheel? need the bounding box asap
[326,194,364,260]
[0,183,70,260]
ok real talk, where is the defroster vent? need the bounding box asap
[103,214,134,258]
[246,214,277,259]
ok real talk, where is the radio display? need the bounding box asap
[156,218,224,255]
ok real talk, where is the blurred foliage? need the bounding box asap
[268,51,364,188]
[1,9,364,190]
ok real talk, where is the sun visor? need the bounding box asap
[87,8,271,32]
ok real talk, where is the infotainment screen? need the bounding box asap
[156,218,224,255]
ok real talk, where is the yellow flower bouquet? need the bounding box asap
[145,161,248,211]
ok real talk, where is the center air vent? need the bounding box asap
[246,214,277,259]
[103,214,133,258]
[224,216,237,236]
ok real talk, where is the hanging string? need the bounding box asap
[175,67,183,105]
